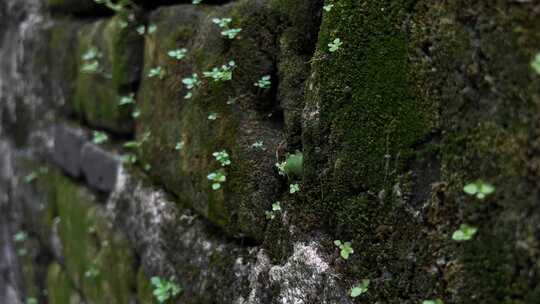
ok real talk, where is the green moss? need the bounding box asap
[73,15,142,134]
[46,263,80,304]
[136,2,283,239]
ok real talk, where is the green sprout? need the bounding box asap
[212,150,231,166]
[350,279,369,298]
[289,183,300,194]
[122,154,137,164]
[14,231,28,242]
[81,47,103,74]
[208,112,218,121]
[254,75,271,89]
[323,4,334,12]
[150,276,182,303]
[84,266,100,278]
[137,24,157,35]
[123,141,141,149]
[334,240,354,259]
[203,61,236,82]
[118,93,135,106]
[452,224,477,241]
[182,73,201,99]
[265,201,282,220]
[463,181,495,199]
[221,28,242,39]
[192,0,202,4]
[148,66,165,79]
[207,170,226,190]
[251,141,265,151]
[175,141,185,151]
[92,131,108,145]
[132,108,141,119]
[276,152,303,178]
[422,299,444,304]
[168,48,187,60]
[212,18,232,28]
[328,38,343,52]
[23,167,48,183]
[531,53,540,75]
[25,297,38,304]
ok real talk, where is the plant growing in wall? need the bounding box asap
[350,279,369,298]
[265,201,282,220]
[212,18,242,40]
[328,38,343,52]
[334,240,354,259]
[23,167,48,183]
[452,224,477,241]
[81,47,107,77]
[118,93,135,106]
[276,152,303,178]
[148,66,166,79]
[150,276,182,303]
[182,73,201,99]
[168,48,187,60]
[92,131,108,145]
[254,75,271,89]
[422,299,444,304]
[212,150,231,166]
[136,24,157,35]
[203,61,236,82]
[207,170,226,190]
[463,180,495,200]
[532,53,540,75]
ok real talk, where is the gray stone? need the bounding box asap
[81,143,121,192]
[52,124,87,177]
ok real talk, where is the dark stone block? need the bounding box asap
[53,125,87,177]
[81,143,121,192]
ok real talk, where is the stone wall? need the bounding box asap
[1,0,540,303]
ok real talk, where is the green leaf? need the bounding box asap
[452,224,477,241]
[463,183,478,195]
[350,279,370,298]
[531,53,540,75]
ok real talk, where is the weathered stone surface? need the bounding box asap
[136,1,284,239]
[108,168,351,303]
[52,124,87,177]
[81,143,121,192]
[73,14,143,134]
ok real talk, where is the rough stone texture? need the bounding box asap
[137,1,284,239]
[81,142,122,192]
[2,0,540,303]
[52,124,87,177]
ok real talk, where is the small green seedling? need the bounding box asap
[148,66,165,79]
[289,183,300,194]
[137,24,157,35]
[207,170,226,190]
[212,150,231,166]
[150,276,182,303]
[25,297,38,304]
[23,167,48,183]
[531,53,540,75]
[122,154,137,164]
[221,28,242,39]
[81,47,103,74]
[203,61,236,82]
[212,18,232,28]
[123,141,141,149]
[276,152,303,178]
[92,131,108,145]
[175,141,185,151]
[144,163,152,172]
[132,108,141,118]
[328,38,343,52]
[84,266,100,278]
[251,141,265,151]
[254,75,271,89]
[192,0,202,4]
[208,112,218,121]
[422,299,444,304]
[334,240,354,259]
[265,201,282,220]
[452,224,477,241]
[14,231,28,242]
[350,279,370,298]
[168,48,187,60]
[323,4,334,12]
[463,181,495,199]
[182,73,201,99]
[118,93,135,106]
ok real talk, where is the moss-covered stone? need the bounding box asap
[136,1,284,239]
[73,14,143,134]
[301,0,540,302]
